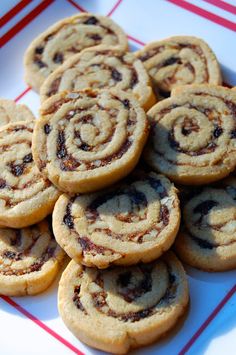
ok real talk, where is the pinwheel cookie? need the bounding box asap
[24,13,128,92]
[53,171,180,268]
[58,252,189,354]
[33,89,149,193]
[175,177,236,271]
[40,47,155,111]
[136,36,222,98]
[0,99,34,127]
[0,219,65,296]
[0,121,60,228]
[144,85,236,185]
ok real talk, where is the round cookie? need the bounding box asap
[0,99,34,127]
[175,177,236,271]
[144,85,236,185]
[24,13,128,92]
[53,171,180,268]
[0,219,65,296]
[136,36,222,98]
[40,46,156,111]
[0,121,60,228]
[58,252,189,354]
[32,89,149,193]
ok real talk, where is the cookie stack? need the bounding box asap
[0,99,65,296]
[1,11,236,355]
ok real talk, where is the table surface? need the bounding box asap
[0,1,236,355]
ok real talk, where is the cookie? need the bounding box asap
[136,36,222,98]
[144,85,236,185]
[24,13,128,92]
[0,219,65,296]
[40,46,156,111]
[32,89,149,193]
[0,99,34,127]
[0,121,60,228]
[58,252,189,354]
[53,171,180,268]
[175,177,236,271]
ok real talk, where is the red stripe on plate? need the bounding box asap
[128,34,146,46]
[14,87,32,103]
[179,284,236,355]
[66,0,86,12]
[0,296,84,355]
[107,0,123,17]
[0,0,55,47]
[203,0,236,15]
[167,0,236,32]
[0,0,32,27]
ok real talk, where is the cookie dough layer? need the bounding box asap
[0,219,65,296]
[136,36,222,97]
[175,177,236,271]
[144,85,236,185]
[53,171,180,268]
[0,121,60,228]
[24,13,128,92]
[58,252,189,354]
[33,89,149,193]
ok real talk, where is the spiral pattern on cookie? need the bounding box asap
[40,47,155,111]
[33,89,149,193]
[0,219,65,295]
[136,36,222,97]
[24,13,128,92]
[175,177,236,271]
[0,99,35,127]
[144,85,236,185]
[53,171,180,268]
[58,252,188,354]
[0,121,60,228]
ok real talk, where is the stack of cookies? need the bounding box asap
[1,12,236,354]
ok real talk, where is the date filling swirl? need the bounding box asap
[53,172,180,268]
[145,85,236,184]
[0,221,60,276]
[24,14,128,91]
[181,179,236,248]
[136,36,221,97]
[73,259,178,321]
[40,48,155,110]
[0,121,59,228]
[34,89,149,193]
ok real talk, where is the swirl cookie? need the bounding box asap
[0,219,65,296]
[24,13,128,92]
[0,99,34,127]
[58,252,189,354]
[144,85,236,185]
[40,47,156,111]
[53,171,180,268]
[175,177,236,271]
[0,121,60,228]
[136,36,222,98]
[33,89,149,193]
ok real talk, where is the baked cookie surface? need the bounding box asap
[144,85,236,185]
[0,99,34,127]
[33,89,149,193]
[175,177,236,271]
[0,219,65,296]
[136,36,222,98]
[40,46,156,110]
[40,47,155,111]
[24,13,128,92]
[53,171,180,268]
[58,252,189,354]
[0,121,60,228]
